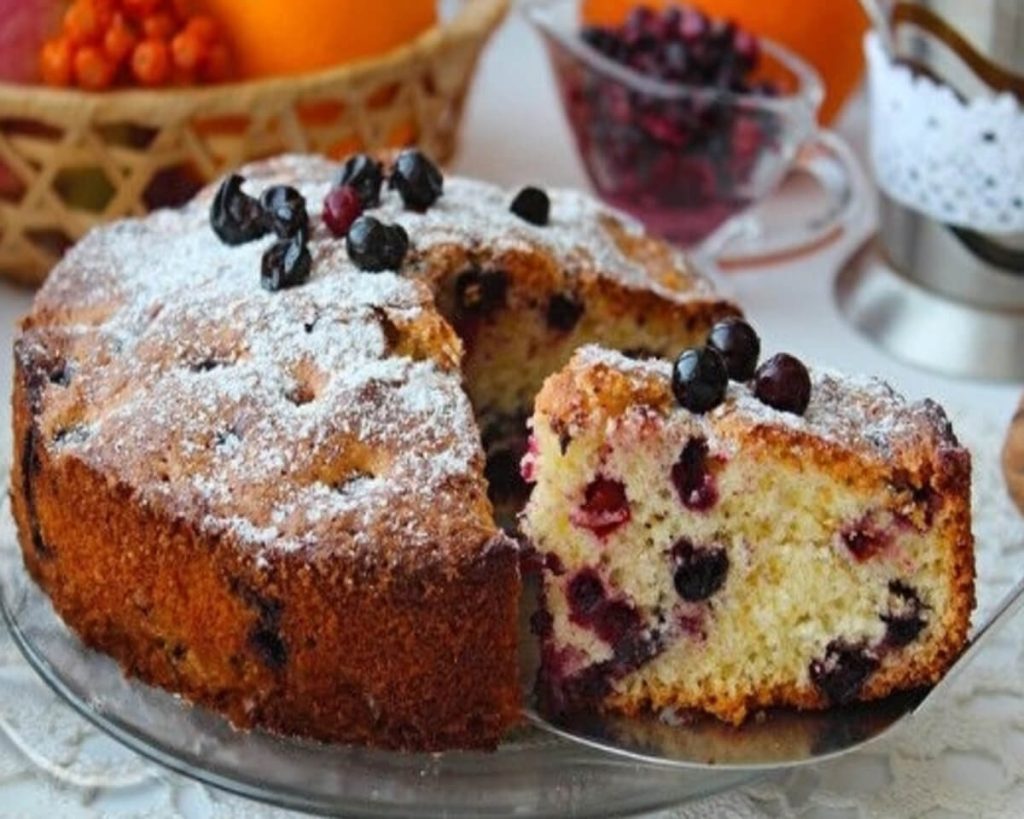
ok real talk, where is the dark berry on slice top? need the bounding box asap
[707,317,760,381]
[671,538,728,602]
[346,216,409,272]
[210,174,268,245]
[671,437,718,511]
[881,581,928,648]
[510,186,551,226]
[261,233,312,292]
[672,346,728,413]
[753,353,811,415]
[336,153,384,207]
[809,640,879,705]
[389,149,443,211]
[455,268,507,316]
[571,476,630,537]
[260,185,308,239]
[546,292,584,332]
[322,185,364,237]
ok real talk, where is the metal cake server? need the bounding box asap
[522,573,1024,771]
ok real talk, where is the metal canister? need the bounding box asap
[881,0,1024,310]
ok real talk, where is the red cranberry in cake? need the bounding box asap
[809,640,880,705]
[571,476,630,537]
[671,437,718,511]
[523,345,974,725]
[671,538,728,602]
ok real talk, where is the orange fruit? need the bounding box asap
[582,0,868,123]
[197,0,437,78]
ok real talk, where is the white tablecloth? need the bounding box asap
[0,10,1022,818]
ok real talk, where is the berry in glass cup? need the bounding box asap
[554,3,781,246]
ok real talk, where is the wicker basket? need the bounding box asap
[0,0,508,286]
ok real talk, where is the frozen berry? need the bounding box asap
[260,185,308,239]
[336,154,384,207]
[346,216,408,272]
[672,346,727,413]
[671,437,718,511]
[389,149,443,211]
[510,186,550,226]
[210,174,268,245]
[261,233,311,292]
[455,268,507,316]
[754,353,811,415]
[671,539,728,602]
[322,185,364,238]
[810,640,879,704]
[546,292,584,332]
[707,318,760,381]
[571,476,630,537]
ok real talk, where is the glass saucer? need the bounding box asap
[0,538,755,817]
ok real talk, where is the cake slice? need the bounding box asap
[521,332,974,724]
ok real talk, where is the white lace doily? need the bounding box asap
[865,33,1024,235]
[0,408,1022,818]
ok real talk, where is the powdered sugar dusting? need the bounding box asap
[574,345,959,460]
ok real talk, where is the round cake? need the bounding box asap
[10,152,738,750]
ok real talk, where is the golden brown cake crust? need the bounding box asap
[10,155,737,750]
[530,347,975,724]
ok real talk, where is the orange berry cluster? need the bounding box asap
[40,0,232,90]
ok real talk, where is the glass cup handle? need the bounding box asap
[699,128,870,269]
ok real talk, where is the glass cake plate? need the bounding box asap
[0,538,756,818]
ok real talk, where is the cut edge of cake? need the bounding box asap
[521,345,974,725]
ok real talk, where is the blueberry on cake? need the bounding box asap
[10,152,737,750]
[522,321,974,724]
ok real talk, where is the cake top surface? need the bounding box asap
[17,154,724,569]
[550,346,964,467]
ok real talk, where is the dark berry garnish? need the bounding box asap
[671,437,718,511]
[571,476,631,537]
[707,317,760,381]
[671,538,728,602]
[547,292,584,332]
[510,186,551,226]
[346,216,409,272]
[882,581,928,648]
[322,185,364,237]
[455,268,507,317]
[260,185,308,239]
[567,569,605,619]
[753,353,811,415]
[809,640,879,705]
[672,346,728,413]
[336,153,384,207]
[210,174,268,245]
[389,148,443,211]
[261,233,312,292]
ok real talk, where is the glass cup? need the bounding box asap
[525,0,866,265]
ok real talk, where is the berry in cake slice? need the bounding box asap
[521,325,974,724]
